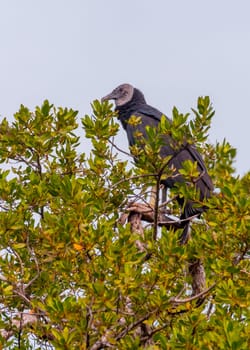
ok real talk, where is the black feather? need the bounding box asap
[112,85,213,243]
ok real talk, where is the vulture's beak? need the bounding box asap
[101,91,117,103]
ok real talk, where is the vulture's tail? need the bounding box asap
[179,221,191,245]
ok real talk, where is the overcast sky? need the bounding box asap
[0,0,249,175]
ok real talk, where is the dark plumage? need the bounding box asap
[102,84,213,244]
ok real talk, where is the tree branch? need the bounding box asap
[124,202,183,230]
[170,282,217,305]
[108,138,134,159]
[0,312,38,341]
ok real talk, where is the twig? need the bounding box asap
[25,234,40,289]
[10,248,24,278]
[110,173,158,190]
[233,244,249,265]
[124,202,200,230]
[158,196,176,209]
[13,289,31,305]
[153,177,160,240]
[115,309,157,341]
[170,282,217,304]
[108,139,133,159]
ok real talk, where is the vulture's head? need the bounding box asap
[101,83,146,107]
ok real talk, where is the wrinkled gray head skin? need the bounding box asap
[101,83,134,106]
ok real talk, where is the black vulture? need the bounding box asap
[102,84,213,244]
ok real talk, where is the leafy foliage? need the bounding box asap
[0,98,248,349]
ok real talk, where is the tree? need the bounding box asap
[0,98,249,349]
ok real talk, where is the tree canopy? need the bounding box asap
[0,98,249,349]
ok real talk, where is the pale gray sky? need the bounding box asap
[0,0,249,174]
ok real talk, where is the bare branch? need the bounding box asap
[10,248,25,277]
[170,282,217,305]
[115,309,157,341]
[152,178,161,240]
[13,289,31,305]
[158,194,178,208]
[108,138,133,159]
[124,202,183,230]
[25,234,40,289]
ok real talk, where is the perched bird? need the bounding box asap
[102,84,213,244]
